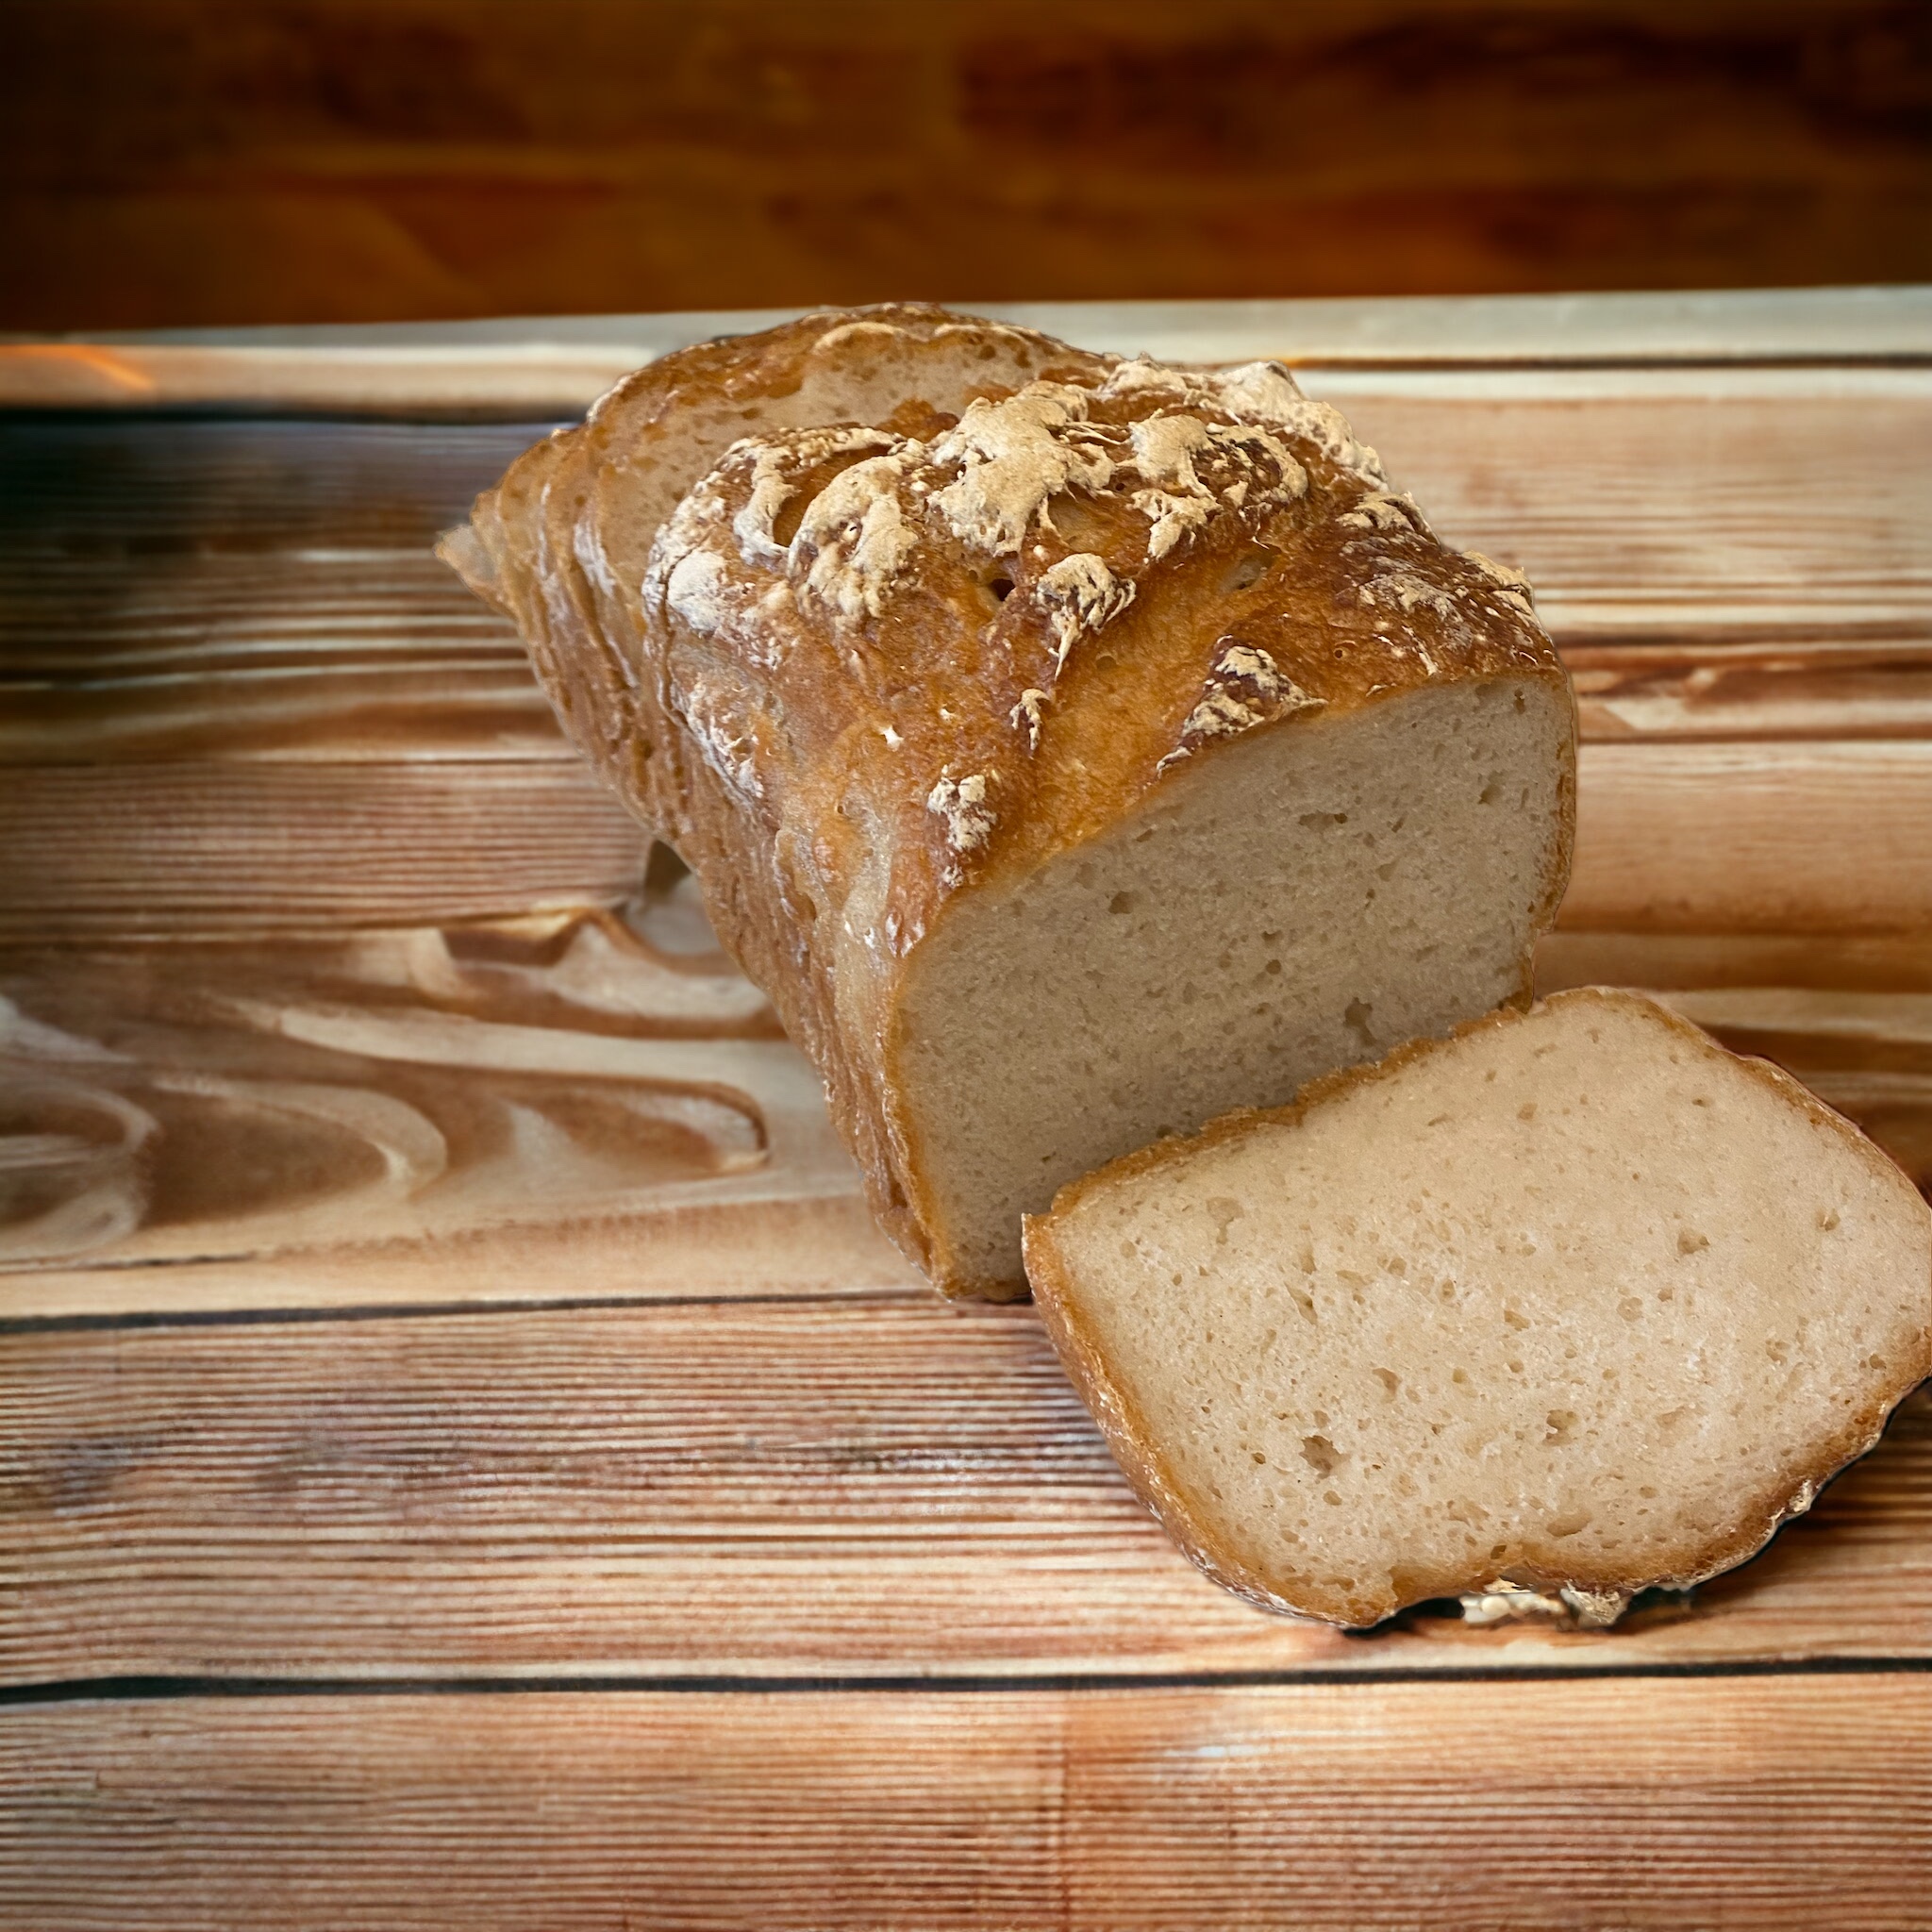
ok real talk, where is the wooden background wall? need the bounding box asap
[4,0,1930,332]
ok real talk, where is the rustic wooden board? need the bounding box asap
[3,294,1929,1924]
[3,915,1927,1315]
[4,1304,1926,1684]
[6,1680,1929,1931]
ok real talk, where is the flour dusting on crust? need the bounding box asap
[1465,550,1539,618]
[1035,553,1137,674]
[1159,641,1326,772]
[794,450,923,621]
[926,771,996,853]
[732,426,892,565]
[927,386,1117,554]
[1206,361,1388,487]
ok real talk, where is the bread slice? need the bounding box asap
[1024,989,1932,1625]
[441,305,1574,1298]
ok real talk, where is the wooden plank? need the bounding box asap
[0,910,927,1311]
[7,285,1931,411]
[5,896,1928,1314]
[1562,639,1932,746]
[0,762,645,938]
[1539,929,1932,996]
[1564,742,1932,937]
[6,741,1924,943]
[1325,374,1932,653]
[3,1679,1927,1929]
[5,0,1932,330]
[4,1299,1925,1683]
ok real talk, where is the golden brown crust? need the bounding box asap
[441,304,1574,1298]
[1025,987,1932,1624]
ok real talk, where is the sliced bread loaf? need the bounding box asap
[1024,989,1932,1625]
[442,305,1574,1298]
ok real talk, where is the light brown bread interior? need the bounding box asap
[1025,990,1932,1626]
[895,673,1570,1292]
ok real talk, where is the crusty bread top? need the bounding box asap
[440,305,1114,822]
[631,321,1564,956]
[442,304,1564,920]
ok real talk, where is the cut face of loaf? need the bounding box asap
[1024,990,1932,1626]
[896,674,1570,1291]
[441,305,1574,1298]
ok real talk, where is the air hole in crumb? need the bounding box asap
[1819,1208,1840,1232]
[1766,1339,1789,1364]
[1344,999,1375,1047]
[1545,1409,1578,1445]
[1518,1102,1537,1122]
[1478,778,1502,805]
[1547,1510,1591,1539]
[1677,1229,1709,1256]
[1374,1368,1400,1398]
[1207,1196,1243,1243]
[987,575,1014,603]
[1619,1296,1643,1321]
[1301,1435,1342,1478]
[1108,891,1138,915]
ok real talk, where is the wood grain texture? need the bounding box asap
[4,1680,1929,1930]
[3,297,1931,1927]
[6,1,1931,329]
[0,909,928,1311]
[1566,741,1932,936]
[0,762,645,937]
[5,911,1928,1316]
[3,1301,1927,1683]
[0,415,566,762]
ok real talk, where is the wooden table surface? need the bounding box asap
[4,291,1931,1928]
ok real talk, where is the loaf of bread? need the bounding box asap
[441,304,1575,1298]
[1024,989,1932,1625]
